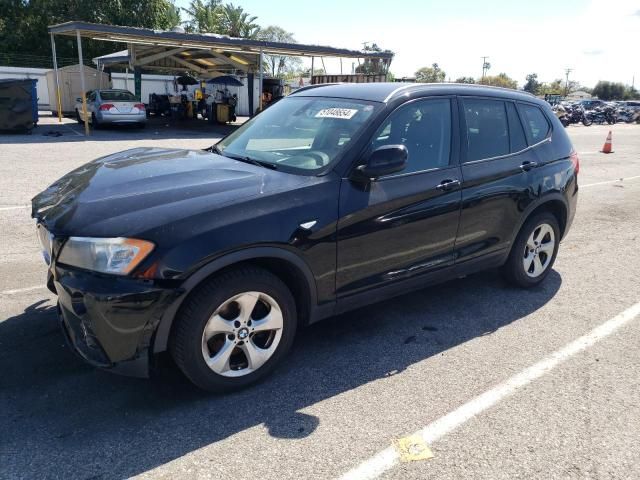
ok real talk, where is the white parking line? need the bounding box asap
[63,123,84,136]
[581,175,640,188]
[338,301,640,480]
[0,285,47,296]
[0,205,30,212]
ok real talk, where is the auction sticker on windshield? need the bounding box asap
[315,108,359,119]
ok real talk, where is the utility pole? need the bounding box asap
[564,68,572,97]
[481,56,490,81]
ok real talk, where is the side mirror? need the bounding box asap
[76,97,82,103]
[354,145,408,181]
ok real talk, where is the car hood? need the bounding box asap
[32,147,315,237]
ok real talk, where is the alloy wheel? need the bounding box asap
[522,223,555,278]
[201,291,283,377]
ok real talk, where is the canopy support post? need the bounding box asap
[311,57,315,84]
[258,48,264,112]
[76,30,90,136]
[50,33,62,123]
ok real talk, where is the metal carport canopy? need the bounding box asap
[47,21,394,129]
[48,21,394,63]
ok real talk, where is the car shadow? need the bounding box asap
[0,269,561,479]
[0,116,242,145]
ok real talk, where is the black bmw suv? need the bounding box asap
[33,83,578,391]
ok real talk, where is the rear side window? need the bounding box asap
[519,104,550,144]
[372,98,451,174]
[462,99,509,161]
[506,102,527,152]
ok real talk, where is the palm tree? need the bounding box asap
[182,0,222,33]
[219,3,260,38]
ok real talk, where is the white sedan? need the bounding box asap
[75,89,147,128]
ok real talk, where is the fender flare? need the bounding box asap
[509,192,569,246]
[152,246,318,353]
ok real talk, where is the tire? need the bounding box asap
[582,116,592,126]
[75,110,82,124]
[170,266,297,392]
[502,212,560,288]
[91,113,100,129]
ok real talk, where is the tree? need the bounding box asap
[624,86,640,100]
[478,72,517,89]
[538,79,563,96]
[182,1,259,38]
[415,63,446,83]
[592,81,627,100]
[455,76,476,84]
[523,73,541,95]
[355,42,392,75]
[182,0,222,33]
[259,26,302,77]
[0,0,181,64]
[219,3,260,38]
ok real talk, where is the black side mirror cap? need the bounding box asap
[353,145,408,181]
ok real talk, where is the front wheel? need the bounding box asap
[582,116,592,126]
[170,266,297,392]
[502,212,560,288]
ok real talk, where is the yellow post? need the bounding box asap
[76,30,90,136]
[50,33,63,123]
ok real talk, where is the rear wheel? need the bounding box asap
[170,266,297,392]
[502,212,560,288]
[75,110,82,124]
[91,113,100,129]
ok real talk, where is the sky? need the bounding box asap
[174,0,640,88]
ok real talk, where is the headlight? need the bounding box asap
[58,237,154,275]
[36,224,53,265]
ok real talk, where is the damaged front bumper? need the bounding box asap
[54,265,181,377]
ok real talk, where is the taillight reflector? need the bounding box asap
[570,150,580,175]
[99,104,115,111]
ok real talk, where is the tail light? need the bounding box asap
[99,103,115,111]
[134,103,145,110]
[569,150,580,175]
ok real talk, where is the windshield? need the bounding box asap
[100,90,137,101]
[216,96,379,173]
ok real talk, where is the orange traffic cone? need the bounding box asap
[601,130,613,154]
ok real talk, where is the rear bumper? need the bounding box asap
[54,266,181,377]
[97,111,146,124]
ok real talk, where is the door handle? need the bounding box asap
[435,179,461,191]
[520,161,538,172]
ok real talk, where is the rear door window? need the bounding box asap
[462,98,509,161]
[518,103,550,144]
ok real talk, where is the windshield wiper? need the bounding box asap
[208,144,223,155]
[225,153,278,170]
[208,145,277,170]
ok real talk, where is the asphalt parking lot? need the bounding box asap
[1,117,639,480]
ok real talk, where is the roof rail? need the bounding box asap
[384,82,536,102]
[291,83,339,95]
